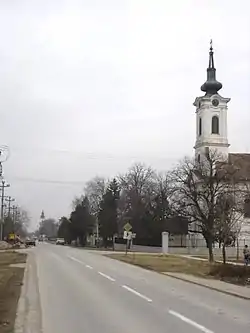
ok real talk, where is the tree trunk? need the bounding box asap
[236,237,240,261]
[222,243,226,264]
[208,242,214,262]
[205,234,214,262]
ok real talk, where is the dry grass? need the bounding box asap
[192,255,243,264]
[107,253,250,285]
[107,253,212,277]
[0,251,27,333]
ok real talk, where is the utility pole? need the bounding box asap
[12,205,16,222]
[5,196,15,217]
[10,205,18,233]
[0,180,10,240]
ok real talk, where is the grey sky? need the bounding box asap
[0,0,249,229]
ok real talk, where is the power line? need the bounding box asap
[10,177,86,185]
[10,146,182,161]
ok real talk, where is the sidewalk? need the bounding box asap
[163,272,250,300]
[180,254,245,266]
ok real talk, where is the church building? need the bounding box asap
[192,41,250,244]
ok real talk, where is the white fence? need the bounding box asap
[113,243,248,257]
[113,233,250,257]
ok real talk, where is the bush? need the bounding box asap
[209,263,250,284]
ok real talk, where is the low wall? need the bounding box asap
[114,243,244,257]
[114,244,162,253]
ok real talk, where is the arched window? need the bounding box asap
[197,154,201,163]
[198,118,202,136]
[211,116,219,134]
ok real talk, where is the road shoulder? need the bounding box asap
[163,272,250,300]
[14,251,42,333]
[106,253,250,301]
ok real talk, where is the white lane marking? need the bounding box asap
[67,256,93,269]
[67,255,86,265]
[98,271,115,281]
[169,310,214,333]
[122,285,152,302]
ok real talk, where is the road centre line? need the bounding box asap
[65,254,212,332]
[122,285,152,302]
[67,255,86,266]
[169,310,214,333]
[98,271,115,281]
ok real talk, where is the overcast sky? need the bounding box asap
[0,0,249,229]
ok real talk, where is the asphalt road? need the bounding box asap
[26,243,250,333]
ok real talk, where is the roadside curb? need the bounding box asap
[162,272,250,301]
[14,253,29,333]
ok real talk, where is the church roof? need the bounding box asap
[228,153,250,181]
[214,153,250,183]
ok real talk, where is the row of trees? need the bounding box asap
[57,150,250,262]
[58,165,172,247]
[3,207,30,239]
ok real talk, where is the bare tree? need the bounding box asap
[14,208,30,237]
[72,177,107,214]
[118,163,157,236]
[153,172,172,220]
[75,176,107,240]
[84,176,107,215]
[169,150,242,262]
[215,189,246,263]
[72,195,85,210]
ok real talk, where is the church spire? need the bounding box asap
[201,40,222,95]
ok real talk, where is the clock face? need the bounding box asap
[212,99,219,107]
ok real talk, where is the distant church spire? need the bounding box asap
[201,40,222,95]
[40,210,45,220]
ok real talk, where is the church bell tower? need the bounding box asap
[194,41,230,162]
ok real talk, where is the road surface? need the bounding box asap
[22,243,250,332]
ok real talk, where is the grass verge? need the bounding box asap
[106,253,250,285]
[0,251,27,333]
[192,255,243,264]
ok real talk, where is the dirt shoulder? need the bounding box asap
[106,253,250,286]
[0,251,27,333]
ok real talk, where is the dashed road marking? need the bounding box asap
[67,255,86,265]
[98,272,115,281]
[86,265,93,269]
[169,310,214,333]
[122,285,152,302]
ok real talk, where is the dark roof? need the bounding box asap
[228,153,250,181]
[215,153,250,182]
